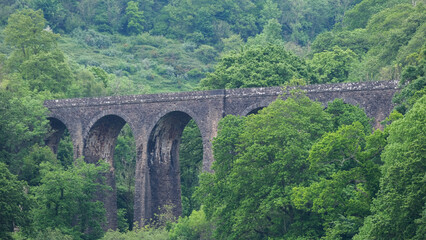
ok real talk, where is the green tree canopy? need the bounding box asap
[292,122,383,239]
[393,44,426,114]
[30,159,110,240]
[355,95,426,240]
[197,92,333,239]
[4,9,59,63]
[124,1,144,35]
[200,44,313,89]
[0,162,30,240]
[309,46,359,83]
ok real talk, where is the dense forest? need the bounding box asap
[0,0,425,239]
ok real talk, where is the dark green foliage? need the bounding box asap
[0,1,424,239]
[0,162,30,240]
[0,86,49,173]
[179,120,203,217]
[31,159,109,240]
[393,45,426,114]
[20,144,58,186]
[56,131,74,168]
[30,0,66,32]
[113,124,136,231]
[325,98,373,133]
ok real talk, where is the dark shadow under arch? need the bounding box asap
[246,107,265,116]
[45,117,67,154]
[146,111,194,221]
[83,114,128,231]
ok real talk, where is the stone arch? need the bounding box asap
[83,114,132,231]
[45,115,83,160]
[145,109,202,221]
[322,97,364,110]
[45,117,68,154]
[147,106,205,141]
[240,99,275,116]
[83,111,136,143]
[322,97,371,122]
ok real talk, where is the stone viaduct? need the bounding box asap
[44,80,399,230]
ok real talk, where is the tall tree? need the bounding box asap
[124,1,144,35]
[4,9,58,64]
[31,159,110,240]
[309,46,359,83]
[355,95,426,240]
[4,9,72,96]
[200,44,313,89]
[292,122,383,239]
[197,92,333,239]
[0,162,30,240]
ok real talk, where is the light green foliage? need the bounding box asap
[246,18,284,46]
[0,162,30,240]
[3,9,73,96]
[355,95,426,239]
[362,3,425,79]
[313,2,426,81]
[4,9,59,64]
[220,34,244,53]
[20,49,72,95]
[31,158,110,240]
[125,1,144,35]
[311,29,370,56]
[342,0,412,30]
[13,227,74,240]
[200,44,312,89]
[309,46,359,83]
[101,226,168,240]
[68,66,109,98]
[169,208,213,240]
[197,93,333,239]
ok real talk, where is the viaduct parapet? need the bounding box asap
[44,80,399,230]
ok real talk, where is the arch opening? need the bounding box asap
[113,124,137,231]
[324,98,373,133]
[146,111,203,222]
[45,118,74,168]
[179,119,203,217]
[83,114,127,231]
[45,117,67,155]
[246,107,265,116]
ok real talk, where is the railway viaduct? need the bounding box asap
[44,80,399,230]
